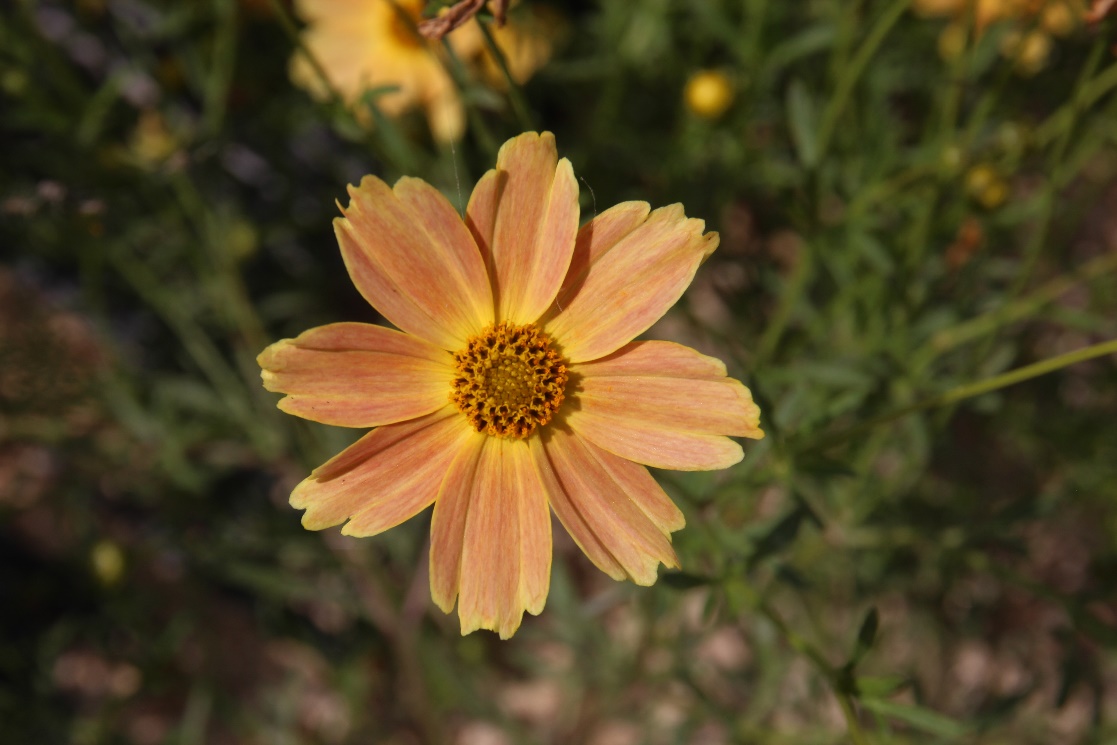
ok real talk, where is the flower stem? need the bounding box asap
[799,338,1117,453]
[476,17,536,131]
[814,0,910,166]
[752,598,870,745]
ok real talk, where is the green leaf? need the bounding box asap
[855,675,906,698]
[747,508,807,570]
[860,698,968,738]
[852,607,879,664]
[787,79,820,168]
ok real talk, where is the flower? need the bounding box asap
[258,132,764,638]
[289,0,555,142]
[684,70,735,120]
[914,0,1085,71]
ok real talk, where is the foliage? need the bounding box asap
[3,0,1117,743]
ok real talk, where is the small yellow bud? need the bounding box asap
[937,22,968,61]
[91,540,125,586]
[1000,29,1053,76]
[939,144,965,175]
[684,70,735,120]
[1041,2,1076,36]
[965,164,1008,209]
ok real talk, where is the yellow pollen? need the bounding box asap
[450,322,568,439]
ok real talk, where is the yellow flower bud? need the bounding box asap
[684,70,735,120]
[965,164,1009,209]
[91,540,125,586]
[938,22,968,61]
[1000,29,1053,76]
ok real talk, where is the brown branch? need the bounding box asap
[417,0,507,40]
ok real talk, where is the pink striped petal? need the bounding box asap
[566,341,763,470]
[591,443,685,534]
[430,437,552,637]
[455,438,552,638]
[566,410,743,471]
[336,175,493,350]
[258,323,453,428]
[429,432,486,614]
[480,132,580,324]
[553,201,650,311]
[529,436,625,581]
[543,204,718,363]
[289,407,472,533]
[464,168,501,260]
[577,374,761,437]
[574,340,728,379]
[536,428,679,585]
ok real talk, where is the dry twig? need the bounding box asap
[417,0,507,39]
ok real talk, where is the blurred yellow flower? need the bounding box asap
[965,163,1009,209]
[289,0,555,142]
[914,0,1085,71]
[475,4,561,89]
[684,70,735,120]
[129,110,178,168]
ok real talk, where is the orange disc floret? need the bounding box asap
[450,322,568,438]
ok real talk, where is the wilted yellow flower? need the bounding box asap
[258,132,764,638]
[290,0,556,142]
[684,70,735,120]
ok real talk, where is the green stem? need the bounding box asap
[753,598,869,745]
[926,253,1117,355]
[476,17,536,131]
[800,338,1117,453]
[814,0,911,164]
[1048,33,1108,186]
[1035,59,1117,148]
[267,0,344,105]
[756,246,814,363]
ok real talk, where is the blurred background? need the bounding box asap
[3,0,1117,743]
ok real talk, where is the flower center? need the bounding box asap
[450,322,568,439]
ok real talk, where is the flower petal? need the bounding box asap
[591,443,685,534]
[453,438,552,638]
[464,168,501,258]
[430,437,552,637]
[565,341,763,470]
[572,339,728,379]
[258,323,453,428]
[481,132,580,324]
[565,410,743,471]
[336,175,493,350]
[576,373,762,438]
[554,201,650,309]
[543,204,718,363]
[289,407,472,533]
[429,431,486,614]
[534,428,679,585]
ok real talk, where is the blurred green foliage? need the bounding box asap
[3,0,1117,743]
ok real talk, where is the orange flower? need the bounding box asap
[258,132,764,638]
[290,0,467,141]
[289,0,555,142]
